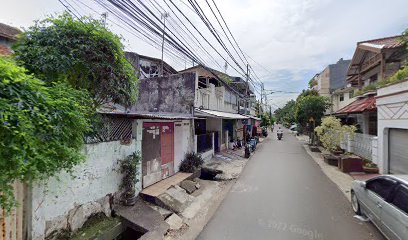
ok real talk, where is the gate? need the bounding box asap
[142,122,175,188]
[1,182,25,240]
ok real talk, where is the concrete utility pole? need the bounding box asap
[261,83,264,114]
[160,12,169,77]
[246,64,250,115]
[101,12,108,27]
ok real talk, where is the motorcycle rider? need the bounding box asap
[277,127,283,140]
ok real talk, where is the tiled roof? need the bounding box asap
[0,45,13,55]
[358,35,405,49]
[336,95,376,114]
[0,23,21,40]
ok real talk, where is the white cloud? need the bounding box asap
[1,0,407,107]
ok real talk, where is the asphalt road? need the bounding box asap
[197,130,385,240]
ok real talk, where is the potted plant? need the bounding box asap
[363,159,379,174]
[315,117,356,166]
[179,152,204,178]
[120,152,141,206]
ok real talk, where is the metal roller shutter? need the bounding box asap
[389,129,408,174]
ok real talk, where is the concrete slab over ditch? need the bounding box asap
[114,198,169,240]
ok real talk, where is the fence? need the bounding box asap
[196,133,214,153]
[341,133,378,162]
[0,182,25,240]
[85,115,133,144]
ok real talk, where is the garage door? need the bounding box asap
[389,128,408,174]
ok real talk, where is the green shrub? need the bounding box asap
[0,57,91,211]
[179,152,204,173]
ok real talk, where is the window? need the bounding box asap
[366,178,397,199]
[349,90,354,99]
[391,185,408,215]
[339,93,344,102]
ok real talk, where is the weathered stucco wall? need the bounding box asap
[135,73,195,114]
[31,140,141,240]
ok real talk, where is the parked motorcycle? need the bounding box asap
[244,143,251,158]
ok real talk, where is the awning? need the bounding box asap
[243,115,261,121]
[336,96,376,114]
[195,109,248,119]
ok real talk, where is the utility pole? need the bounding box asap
[160,12,169,77]
[246,64,250,115]
[261,83,264,114]
[101,12,108,27]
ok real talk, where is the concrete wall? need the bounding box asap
[331,90,356,113]
[134,73,195,114]
[317,67,330,97]
[377,80,408,173]
[31,140,140,240]
[206,117,222,151]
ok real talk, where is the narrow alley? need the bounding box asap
[198,130,385,240]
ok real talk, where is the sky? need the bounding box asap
[1,0,408,109]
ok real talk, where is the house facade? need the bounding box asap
[377,79,408,174]
[336,35,407,136]
[180,65,259,158]
[0,22,21,55]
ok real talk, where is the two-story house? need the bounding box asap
[180,65,255,156]
[336,35,407,135]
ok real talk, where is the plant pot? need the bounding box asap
[332,150,344,156]
[323,154,339,166]
[363,166,379,174]
[122,190,137,206]
[338,155,363,173]
[309,146,321,152]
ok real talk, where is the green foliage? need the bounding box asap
[296,89,319,101]
[315,116,356,152]
[308,77,317,88]
[13,12,138,107]
[295,95,331,125]
[0,57,91,211]
[179,152,204,173]
[274,100,296,125]
[259,113,272,127]
[120,152,141,192]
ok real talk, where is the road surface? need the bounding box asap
[198,130,384,240]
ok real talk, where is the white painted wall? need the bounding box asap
[174,120,193,172]
[31,140,140,240]
[377,80,408,173]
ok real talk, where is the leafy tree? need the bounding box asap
[274,100,296,126]
[295,95,330,128]
[0,57,91,211]
[296,89,319,101]
[13,13,138,107]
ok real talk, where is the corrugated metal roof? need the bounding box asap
[195,109,248,119]
[243,115,261,121]
[0,23,21,40]
[336,96,376,114]
[99,111,194,119]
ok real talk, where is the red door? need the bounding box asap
[160,123,174,179]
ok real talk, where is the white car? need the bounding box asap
[351,175,408,240]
